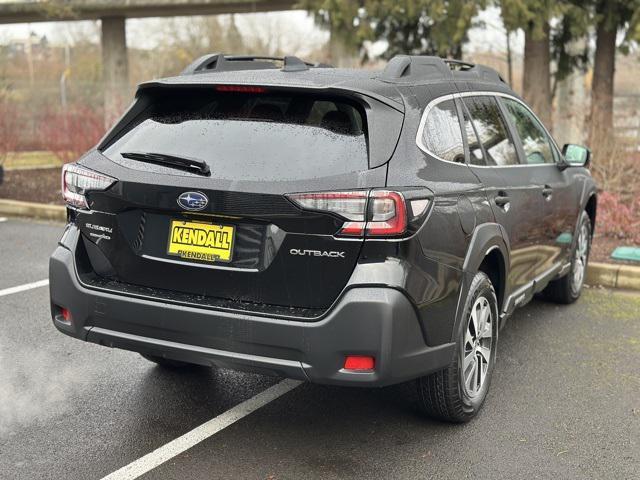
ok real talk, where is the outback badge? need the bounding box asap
[177,191,208,211]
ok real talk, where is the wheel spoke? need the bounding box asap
[475,356,482,391]
[467,359,478,393]
[478,344,491,362]
[470,306,479,338]
[577,228,587,256]
[465,328,474,349]
[479,321,492,340]
[479,300,489,329]
[463,350,475,372]
[478,357,486,387]
[578,239,587,257]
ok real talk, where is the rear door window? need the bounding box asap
[462,96,519,166]
[102,89,368,180]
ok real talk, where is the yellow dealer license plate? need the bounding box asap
[167,220,235,263]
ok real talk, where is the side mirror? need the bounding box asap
[562,144,591,168]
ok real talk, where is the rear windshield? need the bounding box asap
[102,88,369,180]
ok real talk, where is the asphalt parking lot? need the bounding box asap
[0,217,638,480]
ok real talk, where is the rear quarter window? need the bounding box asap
[419,99,465,163]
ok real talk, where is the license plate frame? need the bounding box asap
[167,219,235,264]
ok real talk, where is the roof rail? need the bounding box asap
[464,64,506,84]
[380,55,452,83]
[380,55,506,85]
[180,54,326,75]
[443,59,475,70]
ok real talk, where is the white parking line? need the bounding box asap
[0,217,7,222]
[101,378,302,480]
[0,279,49,297]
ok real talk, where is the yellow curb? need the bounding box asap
[586,262,618,288]
[0,199,66,222]
[586,261,640,291]
[616,265,640,290]
[4,164,61,172]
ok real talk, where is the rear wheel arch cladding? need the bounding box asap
[462,224,510,275]
[585,193,597,235]
[477,247,507,317]
[455,224,510,341]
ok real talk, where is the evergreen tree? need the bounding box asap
[588,0,640,147]
[499,0,561,128]
[302,0,486,63]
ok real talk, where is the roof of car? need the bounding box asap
[137,54,514,111]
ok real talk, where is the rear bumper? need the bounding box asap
[49,239,455,387]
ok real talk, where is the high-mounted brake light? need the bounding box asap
[62,164,116,209]
[286,190,414,237]
[215,85,267,93]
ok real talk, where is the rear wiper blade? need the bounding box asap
[120,151,211,176]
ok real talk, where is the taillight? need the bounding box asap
[286,191,368,236]
[286,190,423,238]
[62,164,115,209]
[366,190,407,236]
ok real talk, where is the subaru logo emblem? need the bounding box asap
[177,191,208,211]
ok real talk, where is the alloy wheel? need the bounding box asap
[462,296,493,398]
[571,223,589,293]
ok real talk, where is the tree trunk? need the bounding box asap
[588,19,616,148]
[554,39,587,147]
[523,21,553,130]
[506,29,513,87]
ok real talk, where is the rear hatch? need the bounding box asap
[75,85,399,315]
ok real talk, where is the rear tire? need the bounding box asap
[543,211,591,304]
[140,353,201,369]
[416,271,498,422]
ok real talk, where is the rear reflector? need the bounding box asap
[60,307,71,324]
[343,355,375,371]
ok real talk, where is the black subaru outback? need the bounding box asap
[50,54,597,422]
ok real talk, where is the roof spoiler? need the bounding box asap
[181,54,332,75]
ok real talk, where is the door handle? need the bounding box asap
[542,185,553,199]
[494,193,510,207]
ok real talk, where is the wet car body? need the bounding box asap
[50,55,597,412]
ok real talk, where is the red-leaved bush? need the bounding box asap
[40,104,106,164]
[596,191,640,243]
